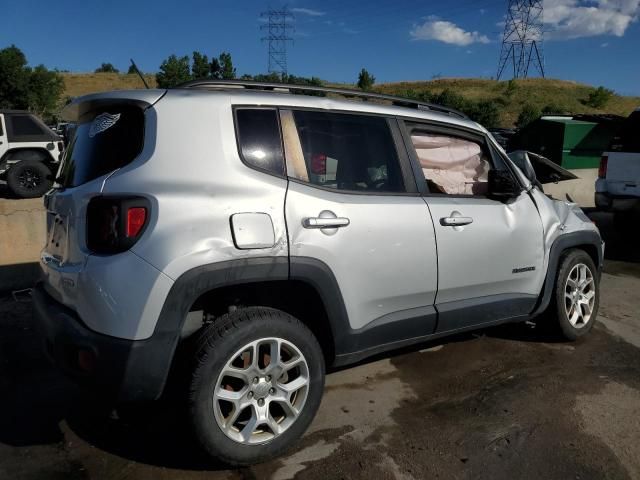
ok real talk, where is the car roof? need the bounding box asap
[64,86,485,134]
[165,87,485,133]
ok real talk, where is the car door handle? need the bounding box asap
[440,216,473,227]
[303,217,350,229]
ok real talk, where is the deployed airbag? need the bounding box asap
[412,134,490,195]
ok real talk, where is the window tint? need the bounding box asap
[58,105,144,188]
[236,109,284,176]
[409,129,492,195]
[289,110,405,193]
[0,117,3,136]
[10,115,45,136]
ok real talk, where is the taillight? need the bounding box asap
[87,196,150,254]
[598,155,608,178]
[126,207,147,237]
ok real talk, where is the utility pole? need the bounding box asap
[260,7,295,78]
[497,0,545,80]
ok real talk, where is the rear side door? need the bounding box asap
[401,120,545,333]
[282,109,439,351]
[0,115,8,161]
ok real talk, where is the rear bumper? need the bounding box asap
[32,283,174,402]
[594,192,640,212]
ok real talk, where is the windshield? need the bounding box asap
[57,105,144,188]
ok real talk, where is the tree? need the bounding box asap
[0,45,30,109]
[516,104,541,129]
[209,57,222,79]
[95,63,119,73]
[542,103,567,115]
[585,86,614,109]
[218,52,236,80]
[504,79,518,97]
[432,88,467,111]
[0,45,63,120]
[27,65,64,117]
[465,100,500,128]
[156,54,191,88]
[192,51,210,79]
[357,68,375,90]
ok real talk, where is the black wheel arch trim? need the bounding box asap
[531,230,603,317]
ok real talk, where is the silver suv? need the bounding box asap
[34,81,603,466]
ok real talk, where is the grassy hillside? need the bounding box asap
[373,78,639,127]
[62,73,639,127]
[62,72,157,97]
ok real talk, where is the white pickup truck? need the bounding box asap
[595,108,640,229]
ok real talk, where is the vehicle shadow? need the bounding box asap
[0,294,228,473]
[587,210,640,264]
[0,183,16,199]
[0,295,570,474]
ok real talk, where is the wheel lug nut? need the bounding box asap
[253,377,259,384]
[248,391,254,398]
[266,375,271,381]
[269,388,275,394]
[258,398,264,407]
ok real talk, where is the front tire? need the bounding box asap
[188,307,325,466]
[6,160,53,198]
[551,249,599,340]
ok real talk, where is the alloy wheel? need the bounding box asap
[18,169,41,190]
[213,337,310,445]
[564,263,595,328]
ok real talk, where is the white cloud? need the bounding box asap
[291,7,326,16]
[410,17,490,45]
[601,41,610,46]
[544,0,640,39]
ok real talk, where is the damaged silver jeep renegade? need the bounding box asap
[34,81,604,466]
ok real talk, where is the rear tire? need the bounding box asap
[549,249,599,340]
[188,307,325,466]
[6,160,53,198]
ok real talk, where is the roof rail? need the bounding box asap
[175,79,469,119]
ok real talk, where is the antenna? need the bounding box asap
[260,7,295,77]
[129,58,149,89]
[496,0,545,80]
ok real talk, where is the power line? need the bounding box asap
[260,7,295,77]
[496,0,545,79]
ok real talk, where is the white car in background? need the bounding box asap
[596,108,640,229]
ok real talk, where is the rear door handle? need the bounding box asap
[440,216,473,227]
[303,217,350,228]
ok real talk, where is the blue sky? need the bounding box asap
[4,0,640,95]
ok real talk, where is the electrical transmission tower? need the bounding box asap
[496,0,545,80]
[260,7,295,77]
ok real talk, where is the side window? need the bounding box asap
[10,115,45,136]
[235,108,284,176]
[408,127,493,196]
[0,116,3,136]
[287,110,405,193]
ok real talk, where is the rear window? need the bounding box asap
[610,110,640,152]
[58,106,144,188]
[235,108,284,176]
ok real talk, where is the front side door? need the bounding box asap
[402,121,545,332]
[281,109,439,351]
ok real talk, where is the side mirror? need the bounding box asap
[488,169,521,200]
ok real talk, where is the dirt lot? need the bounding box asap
[0,212,639,480]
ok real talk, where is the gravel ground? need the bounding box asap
[0,213,638,480]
